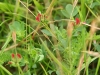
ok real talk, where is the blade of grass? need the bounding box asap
[76,7,83,21]
[85,3,98,19]
[81,0,86,21]
[12,0,20,22]
[95,58,100,75]
[0,65,12,75]
[1,32,12,50]
[40,38,70,75]
[0,68,5,75]
[39,63,48,75]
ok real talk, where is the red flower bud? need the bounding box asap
[75,18,80,24]
[17,53,21,58]
[36,13,41,22]
[8,61,12,64]
[38,13,41,17]
[36,16,40,22]
[11,53,15,58]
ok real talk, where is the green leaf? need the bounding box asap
[61,4,78,18]
[48,70,54,75]
[41,29,52,36]
[28,47,44,62]
[94,43,100,52]
[91,2,100,8]
[66,4,78,17]
[24,70,31,75]
[61,9,69,18]
[37,55,44,62]
[93,35,100,40]
[9,21,25,38]
[0,52,11,64]
[33,0,44,11]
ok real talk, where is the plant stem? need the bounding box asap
[95,58,100,75]
[12,0,20,22]
[85,4,98,19]
[45,0,57,16]
[39,63,48,75]
[17,63,24,75]
[81,0,86,21]
[0,65,12,75]
[40,38,70,75]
